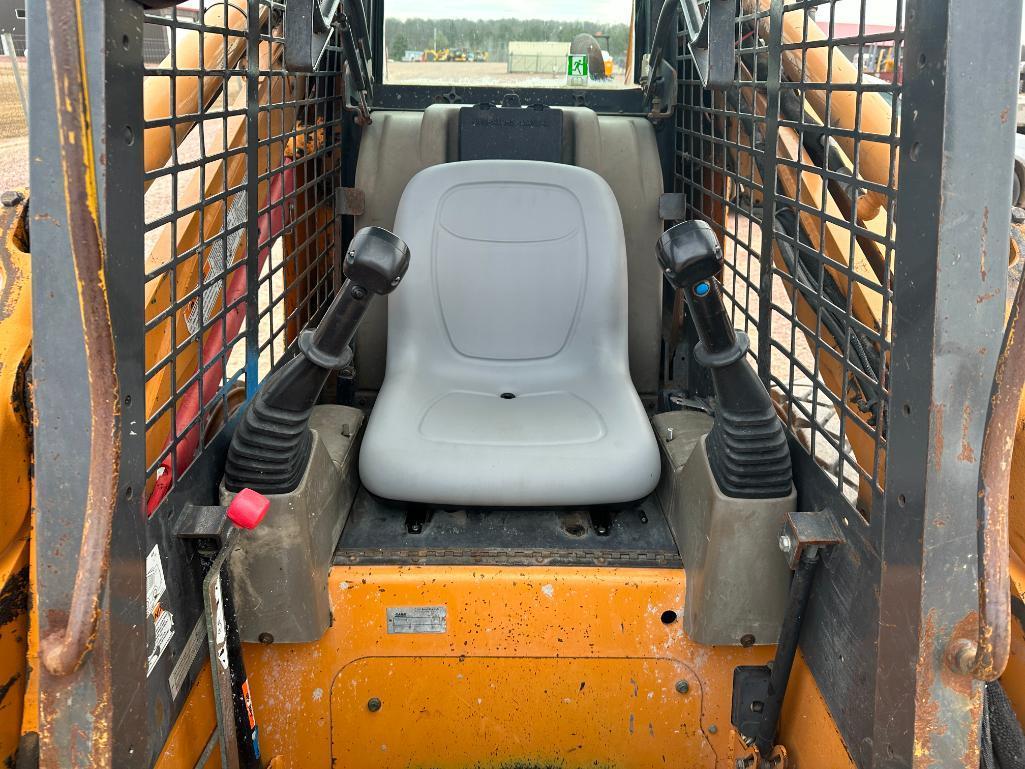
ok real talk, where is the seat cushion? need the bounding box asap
[359,160,660,506]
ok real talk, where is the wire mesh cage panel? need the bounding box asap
[142,1,343,508]
[677,0,902,518]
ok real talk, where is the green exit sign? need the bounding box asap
[567,54,588,78]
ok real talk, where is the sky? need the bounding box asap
[383,0,905,24]
[385,0,637,23]
[385,0,1023,41]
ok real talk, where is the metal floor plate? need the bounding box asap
[334,490,681,568]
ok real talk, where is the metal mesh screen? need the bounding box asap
[142,1,343,507]
[677,0,902,518]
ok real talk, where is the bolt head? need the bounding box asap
[675,679,689,694]
[778,533,793,553]
[1,190,23,207]
[367,697,382,712]
[351,285,368,300]
[1013,207,1025,224]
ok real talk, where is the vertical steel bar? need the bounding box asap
[30,0,147,766]
[245,0,261,396]
[754,0,783,383]
[873,1,1021,766]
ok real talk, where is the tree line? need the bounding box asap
[386,17,631,62]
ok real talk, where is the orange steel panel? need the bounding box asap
[153,668,220,769]
[0,197,31,765]
[243,566,754,768]
[777,653,856,768]
[158,565,855,767]
[0,523,28,767]
[331,656,713,767]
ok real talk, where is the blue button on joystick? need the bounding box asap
[694,281,711,297]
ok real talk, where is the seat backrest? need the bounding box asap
[388,160,629,381]
[353,105,664,396]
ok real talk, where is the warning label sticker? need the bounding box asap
[387,606,447,634]
[213,576,230,670]
[146,544,174,676]
[146,544,166,616]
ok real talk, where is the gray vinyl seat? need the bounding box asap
[358,160,660,506]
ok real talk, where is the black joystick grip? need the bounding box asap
[300,227,410,369]
[657,219,743,363]
[224,227,410,494]
[657,221,792,500]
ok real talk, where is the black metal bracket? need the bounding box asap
[731,510,844,763]
[404,505,432,535]
[641,0,680,120]
[731,665,773,744]
[589,509,616,537]
[133,0,189,8]
[642,0,736,118]
[177,503,235,555]
[778,510,846,570]
[285,0,374,123]
[680,0,737,91]
[285,0,342,73]
[335,187,366,217]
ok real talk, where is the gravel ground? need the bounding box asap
[0,136,28,193]
[385,60,629,88]
[0,58,28,192]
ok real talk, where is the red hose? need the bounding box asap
[147,168,294,514]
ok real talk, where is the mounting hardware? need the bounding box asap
[777,534,793,556]
[732,511,843,761]
[675,680,690,694]
[590,509,615,537]
[367,697,382,712]
[778,511,845,570]
[404,505,431,535]
[641,0,680,119]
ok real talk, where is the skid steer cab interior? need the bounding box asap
[22,0,1025,768]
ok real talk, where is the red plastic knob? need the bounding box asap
[227,488,270,530]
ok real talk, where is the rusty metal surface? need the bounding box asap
[30,0,148,767]
[336,186,366,217]
[870,2,1022,767]
[946,257,1025,681]
[37,0,121,678]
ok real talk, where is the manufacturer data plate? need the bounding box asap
[387,606,447,634]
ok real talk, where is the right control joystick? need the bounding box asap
[657,221,792,499]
